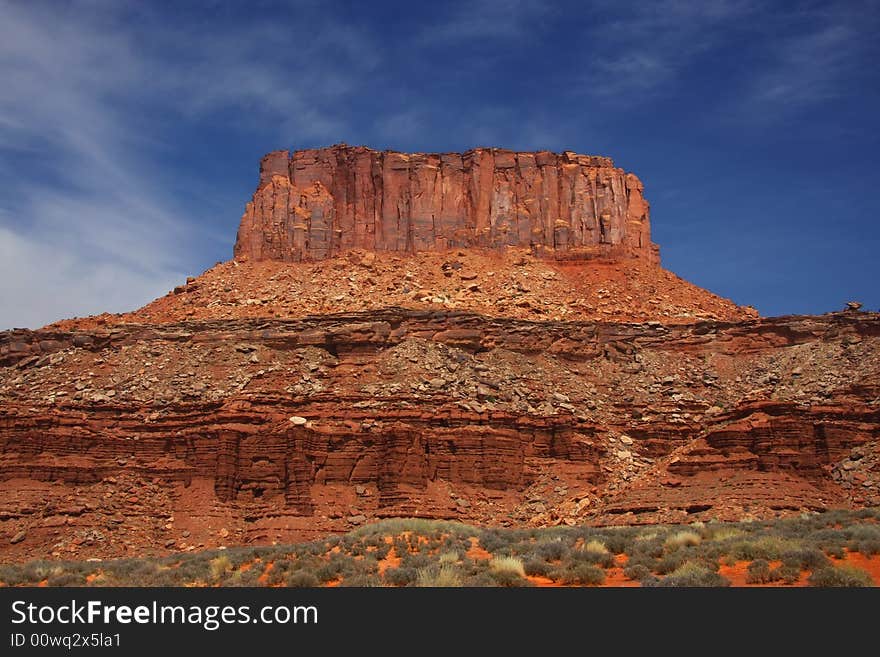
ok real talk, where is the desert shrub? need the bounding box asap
[302,542,328,557]
[285,570,319,587]
[400,552,433,570]
[371,543,393,561]
[490,556,526,578]
[808,565,874,587]
[533,540,567,561]
[478,529,512,554]
[315,559,346,583]
[849,525,880,542]
[705,526,744,542]
[47,571,87,587]
[622,553,657,573]
[745,559,772,584]
[823,544,846,559]
[780,547,830,571]
[664,531,702,550]
[384,566,418,586]
[345,541,369,557]
[631,536,665,559]
[655,551,689,575]
[416,566,462,587]
[225,568,261,587]
[438,551,459,566]
[623,564,652,582]
[490,570,532,587]
[0,565,28,586]
[20,561,56,582]
[855,539,880,556]
[555,563,605,586]
[569,542,614,568]
[769,563,801,584]
[729,536,801,561]
[718,553,738,567]
[105,559,159,585]
[341,573,383,587]
[463,571,499,587]
[601,528,639,555]
[209,555,232,581]
[656,561,729,587]
[262,564,287,586]
[523,558,552,577]
[173,559,210,583]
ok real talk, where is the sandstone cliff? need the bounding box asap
[2,311,878,561]
[234,145,660,264]
[2,145,874,566]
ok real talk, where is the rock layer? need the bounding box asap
[234,145,659,264]
[2,310,878,560]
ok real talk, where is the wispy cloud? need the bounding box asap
[419,0,550,44]
[580,0,879,118]
[741,22,866,114]
[581,0,753,101]
[0,1,380,328]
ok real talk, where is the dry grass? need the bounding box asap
[490,556,526,577]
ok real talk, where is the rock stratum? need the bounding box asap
[1,146,877,563]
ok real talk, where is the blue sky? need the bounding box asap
[0,0,878,328]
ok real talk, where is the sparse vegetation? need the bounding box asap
[209,555,232,581]
[769,563,801,584]
[653,561,729,587]
[808,565,874,587]
[623,564,652,582]
[416,566,462,587]
[664,531,702,550]
[1,510,877,588]
[554,563,605,586]
[745,559,771,584]
[490,556,526,577]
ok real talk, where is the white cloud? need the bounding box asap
[743,24,859,111]
[580,0,877,117]
[0,226,182,329]
[582,0,753,101]
[0,2,381,329]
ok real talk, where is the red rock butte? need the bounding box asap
[3,142,879,568]
[234,144,660,265]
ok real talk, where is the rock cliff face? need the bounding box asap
[234,145,659,264]
[1,146,876,564]
[2,311,878,560]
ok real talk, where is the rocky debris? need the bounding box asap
[832,442,880,505]
[845,301,863,312]
[235,145,659,266]
[50,246,758,331]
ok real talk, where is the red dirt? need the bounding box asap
[598,554,640,588]
[256,561,274,585]
[378,546,401,575]
[466,537,492,561]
